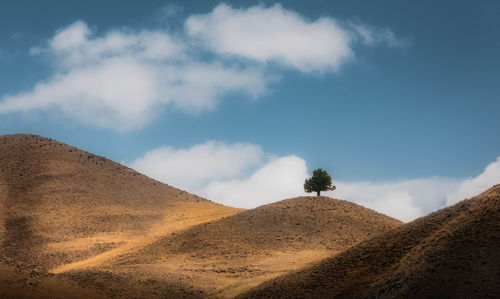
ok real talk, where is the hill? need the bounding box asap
[134,196,401,257]
[106,196,401,297]
[239,185,500,298]
[0,134,402,298]
[0,134,241,272]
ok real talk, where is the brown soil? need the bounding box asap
[239,185,500,298]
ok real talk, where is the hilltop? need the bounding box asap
[240,185,500,298]
[135,196,400,257]
[104,196,401,297]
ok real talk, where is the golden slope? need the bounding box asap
[106,196,401,297]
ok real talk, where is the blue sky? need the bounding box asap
[1,1,499,221]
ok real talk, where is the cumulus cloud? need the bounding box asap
[129,141,266,191]
[31,20,185,68]
[0,4,406,130]
[185,4,406,73]
[130,141,498,222]
[446,157,500,205]
[204,155,309,208]
[325,157,499,222]
[326,178,461,222]
[318,157,499,222]
[129,141,309,208]
[0,21,267,131]
[186,3,353,73]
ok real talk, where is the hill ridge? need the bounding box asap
[7,133,492,298]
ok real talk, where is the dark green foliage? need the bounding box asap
[304,168,336,196]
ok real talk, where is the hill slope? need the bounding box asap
[0,134,241,272]
[240,185,500,298]
[106,196,401,297]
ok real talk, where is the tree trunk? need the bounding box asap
[317,191,320,197]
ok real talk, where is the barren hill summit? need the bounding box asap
[240,185,500,299]
[106,196,401,297]
[135,196,401,258]
[0,134,241,271]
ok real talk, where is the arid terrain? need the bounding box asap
[0,134,498,298]
[240,185,500,298]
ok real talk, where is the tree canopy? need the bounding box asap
[304,168,335,196]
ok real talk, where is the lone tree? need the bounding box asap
[304,168,336,196]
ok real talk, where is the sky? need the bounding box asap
[1,0,499,221]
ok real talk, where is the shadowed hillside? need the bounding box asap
[0,134,241,272]
[240,185,500,298]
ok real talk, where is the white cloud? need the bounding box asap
[0,57,162,130]
[446,157,500,205]
[185,3,354,73]
[129,141,266,191]
[326,178,461,222]
[31,21,185,68]
[129,141,309,207]
[0,21,267,131]
[129,141,498,222]
[0,6,406,130]
[185,4,406,73]
[325,156,499,222]
[204,155,309,208]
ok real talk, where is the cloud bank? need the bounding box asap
[446,157,500,205]
[204,155,309,208]
[130,141,499,222]
[128,141,309,208]
[129,141,266,191]
[186,3,353,73]
[329,178,460,222]
[0,21,266,131]
[0,4,405,131]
